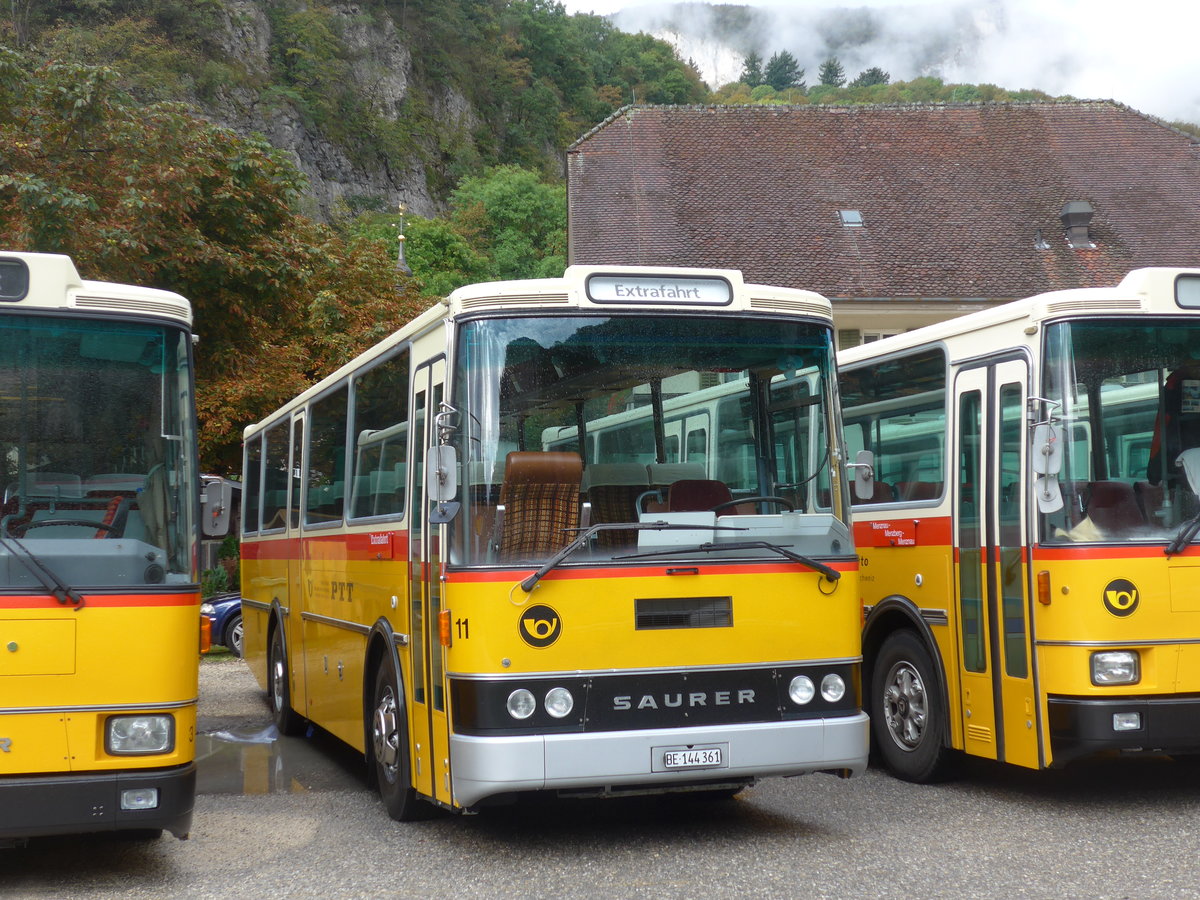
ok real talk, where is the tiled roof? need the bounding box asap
[566,102,1200,299]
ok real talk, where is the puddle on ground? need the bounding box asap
[196,724,367,795]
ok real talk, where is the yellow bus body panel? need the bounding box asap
[0,598,199,775]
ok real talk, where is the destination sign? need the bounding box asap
[586,274,733,306]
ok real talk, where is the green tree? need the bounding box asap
[739,50,764,86]
[448,165,566,282]
[764,50,804,91]
[849,66,889,88]
[818,57,846,87]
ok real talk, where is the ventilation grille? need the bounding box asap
[635,596,732,630]
[965,724,993,744]
[1043,297,1144,315]
[74,294,191,322]
[749,297,831,318]
[458,293,570,309]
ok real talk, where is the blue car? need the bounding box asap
[201,592,243,657]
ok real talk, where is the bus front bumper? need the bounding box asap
[1049,695,1200,765]
[0,762,195,841]
[449,712,869,808]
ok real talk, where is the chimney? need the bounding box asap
[1060,201,1095,249]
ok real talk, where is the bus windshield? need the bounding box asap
[1041,318,1200,544]
[0,314,198,587]
[451,313,848,566]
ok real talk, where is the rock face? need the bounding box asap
[204,1,480,220]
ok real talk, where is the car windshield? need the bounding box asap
[0,314,198,588]
[1040,319,1200,544]
[448,313,851,567]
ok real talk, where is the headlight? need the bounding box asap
[200,602,215,617]
[544,687,574,718]
[106,714,174,755]
[821,673,847,702]
[1092,650,1139,685]
[506,688,536,720]
[788,675,815,705]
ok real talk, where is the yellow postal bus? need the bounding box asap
[0,252,227,844]
[840,267,1200,780]
[240,265,867,819]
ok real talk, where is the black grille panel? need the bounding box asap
[635,596,732,630]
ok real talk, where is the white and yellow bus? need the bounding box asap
[0,252,227,844]
[840,267,1200,781]
[240,265,867,819]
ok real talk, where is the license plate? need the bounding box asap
[662,747,722,769]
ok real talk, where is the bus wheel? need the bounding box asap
[370,664,426,821]
[872,630,951,783]
[268,625,304,736]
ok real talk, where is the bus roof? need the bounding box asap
[447,265,833,319]
[839,267,1200,367]
[0,251,192,326]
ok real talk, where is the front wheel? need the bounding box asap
[268,624,304,736]
[369,663,428,821]
[871,629,953,783]
[225,613,243,658]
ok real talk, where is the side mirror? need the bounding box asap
[1030,423,1062,476]
[201,477,234,537]
[850,449,875,500]
[426,444,458,502]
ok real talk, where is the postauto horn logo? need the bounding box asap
[1103,579,1139,617]
[519,605,561,647]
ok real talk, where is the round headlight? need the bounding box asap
[506,688,536,720]
[788,675,815,705]
[544,687,574,718]
[821,673,846,703]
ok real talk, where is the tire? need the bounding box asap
[268,624,305,736]
[225,613,243,658]
[871,629,953,783]
[369,663,428,822]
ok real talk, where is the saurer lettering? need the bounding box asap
[613,689,756,710]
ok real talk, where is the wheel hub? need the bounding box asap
[373,686,400,773]
[882,661,927,751]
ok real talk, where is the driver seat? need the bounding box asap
[667,479,733,512]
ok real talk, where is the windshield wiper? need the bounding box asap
[1166,511,1200,556]
[518,520,747,593]
[614,540,841,583]
[0,529,86,608]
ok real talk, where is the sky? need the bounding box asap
[556,0,1199,125]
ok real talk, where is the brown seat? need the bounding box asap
[497,451,582,560]
[583,463,648,548]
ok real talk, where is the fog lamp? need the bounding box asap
[1113,712,1142,732]
[120,788,160,810]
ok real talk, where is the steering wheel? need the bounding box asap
[16,519,119,536]
[710,496,794,514]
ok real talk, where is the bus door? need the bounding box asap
[288,412,307,714]
[953,359,1038,766]
[406,358,451,804]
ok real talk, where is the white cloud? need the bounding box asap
[557,0,1200,123]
